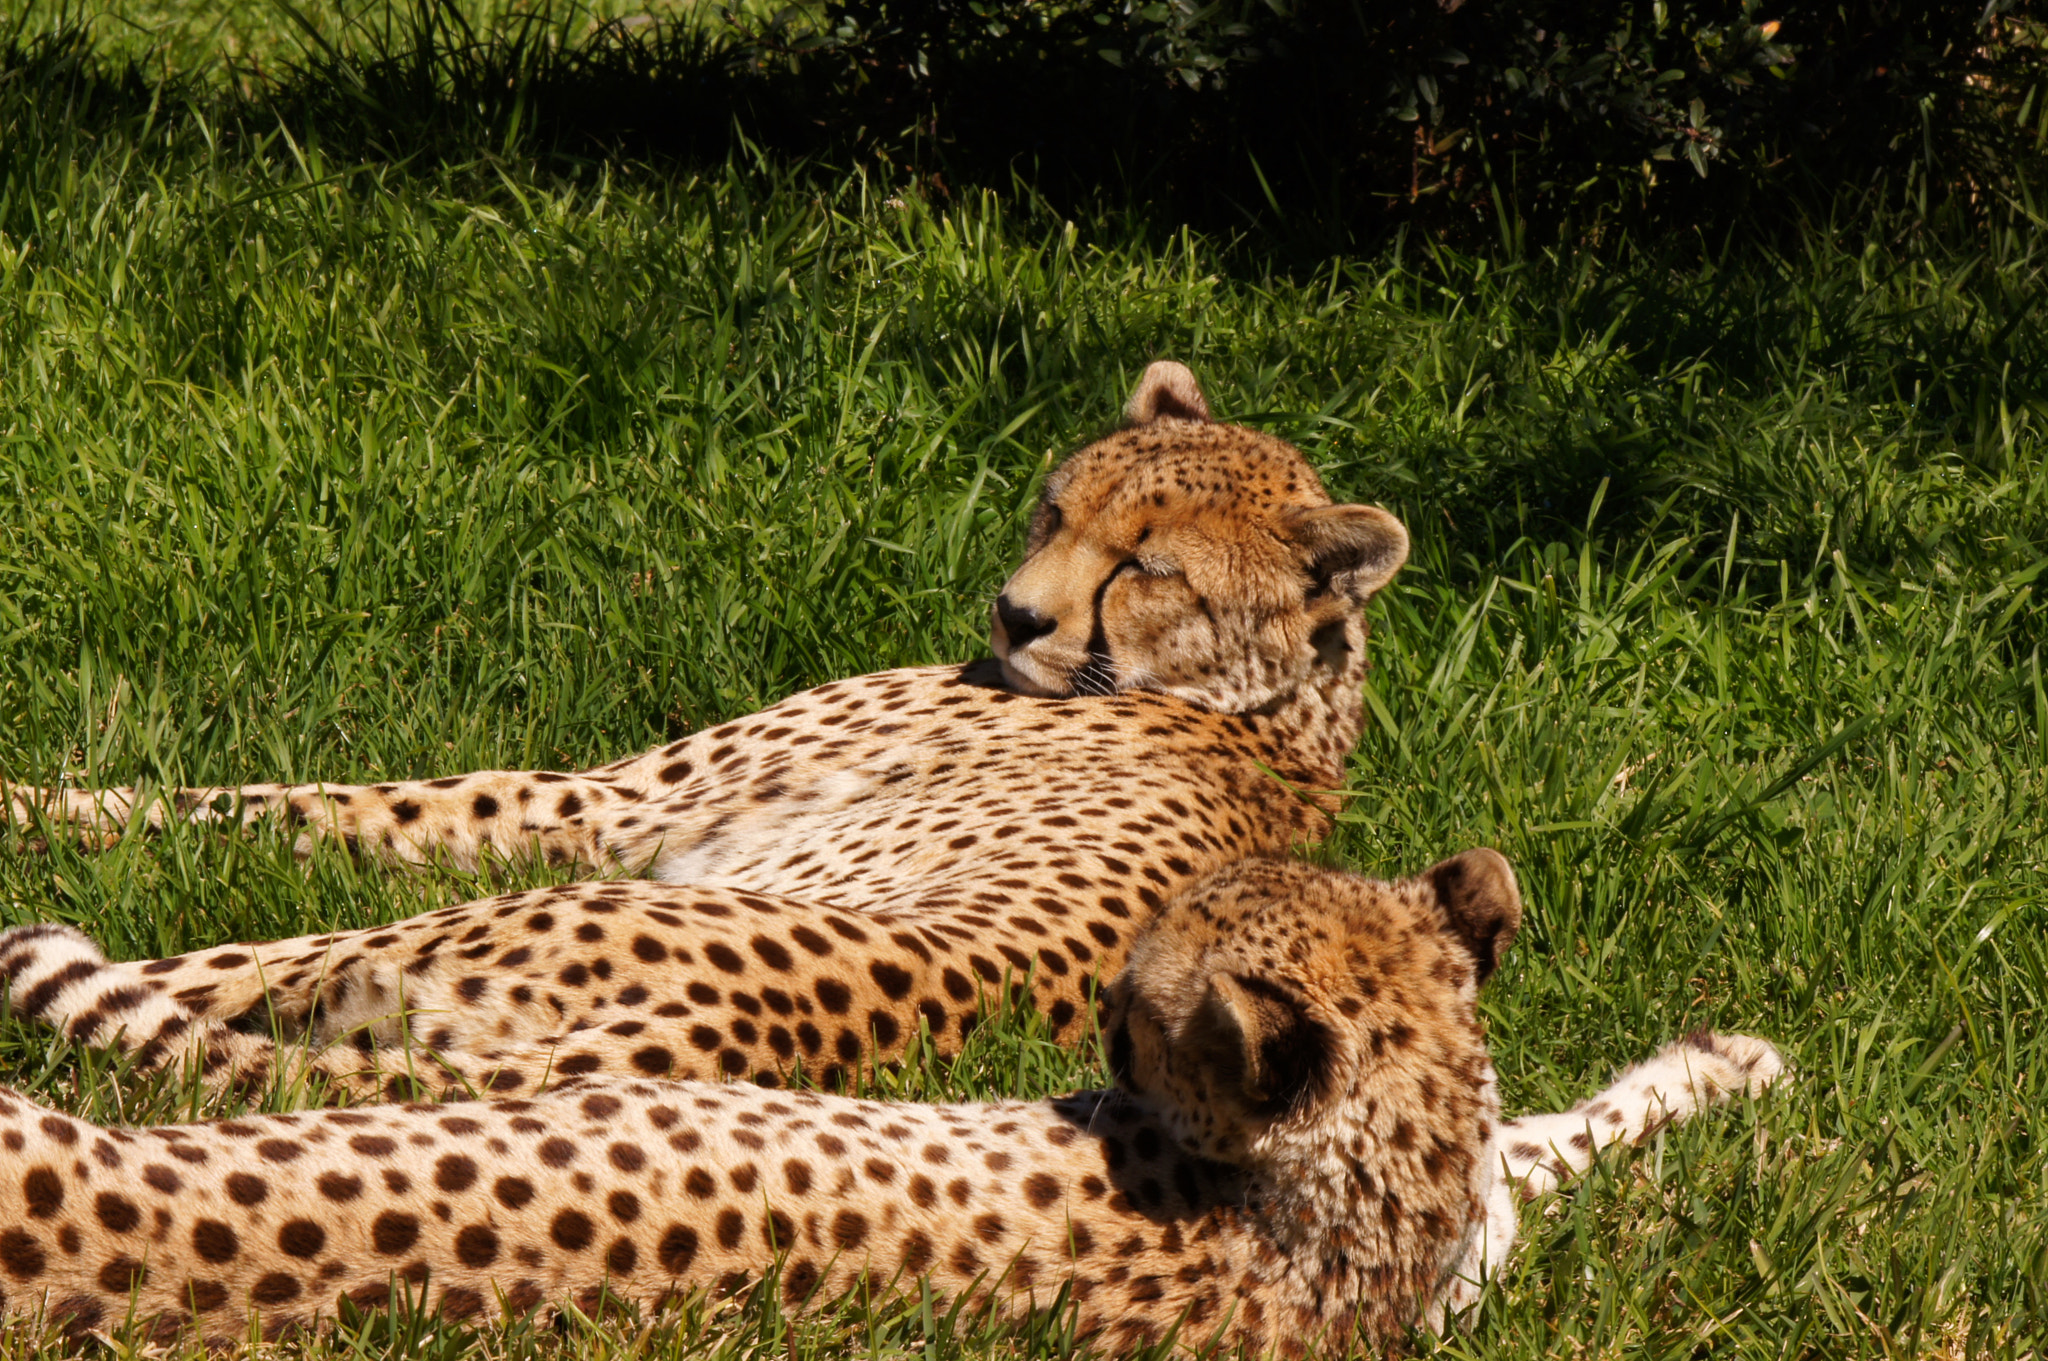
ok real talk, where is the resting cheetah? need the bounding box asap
[0,854,1783,1350]
[0,364,1411,1100]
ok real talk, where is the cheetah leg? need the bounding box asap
[1431,1031,1783,1329]
[1,772,660,875]
[0,922,353,1098]
[0,921,531,1102]
[0,919,757,1104]
[1495,1030,1784,1199]
[0,924,213,1071]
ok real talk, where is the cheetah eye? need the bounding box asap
[1027,500,1065,553]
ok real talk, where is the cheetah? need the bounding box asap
[0,363,1413,1100]
[0,853,1783,1351]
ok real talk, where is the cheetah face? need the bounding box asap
[1100,852,1521,1165]
[991,363,1409,711]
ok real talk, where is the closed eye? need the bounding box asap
[1027,500,1065,553]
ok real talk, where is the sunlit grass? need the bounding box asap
[1,3,2045,1355]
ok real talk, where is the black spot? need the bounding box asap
[318,1172,364,1202]
[0,1229,46,1279]
[869,962,913,1000]
[551,1209,595,1251]
[224,1173,268,1206]
[831,1211,869,1249]
[278,1221,326,1258]
[606,1238,638,1274]
[784,1258,820,1303]
[440,1286,484,1318]
[371,1212,420,1255]
[192,1220,239,1263]
[1024,1173,1062,1209]
[658,1225,699,1274]
[97,1256,146,1294]
[435,1154,479,1192]
[22,1167,62,1218]
[455,1224,499,1268]
[246,1272,301,1308]
[94,1192,141,1232]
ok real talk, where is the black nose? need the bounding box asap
[995,594,1056,649]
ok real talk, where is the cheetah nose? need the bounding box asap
[995,595,1056,649]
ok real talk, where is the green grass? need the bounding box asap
[1,3,2047,1356]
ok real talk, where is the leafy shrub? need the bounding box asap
[5,0,2039,243]
[783,0,2046,238]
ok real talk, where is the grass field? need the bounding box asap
[2,2,2046,1356]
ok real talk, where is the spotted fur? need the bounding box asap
[0,364,1409,1099]
[0,855,1782,1350]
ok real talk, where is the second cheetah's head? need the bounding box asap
[991,362,1409,711]
[1100,852,1521,1168]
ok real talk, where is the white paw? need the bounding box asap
[1673,1030,1785,1100]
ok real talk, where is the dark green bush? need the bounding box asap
[5,0,2040,244]
[787,0,2045,238]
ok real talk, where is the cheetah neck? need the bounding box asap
[1239,614,1370,792]
[1226,1071,1495,1337]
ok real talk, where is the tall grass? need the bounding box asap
[0,4,2045,1356]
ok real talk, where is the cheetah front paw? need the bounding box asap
[1665,1030,1786,1106]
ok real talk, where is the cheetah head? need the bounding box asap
[991,362,1409,711]
[1101,852,1521,1166]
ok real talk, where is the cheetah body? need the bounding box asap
[0,856,1784,1351]
[1,364,1408,1099]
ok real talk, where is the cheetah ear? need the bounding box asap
[1187,973,1331,1118]
[1124,361,1212,426]
[1287,503,1409,602]
[1425,848,1522,985]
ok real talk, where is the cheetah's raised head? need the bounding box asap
[1101,851,1521,1167]
[992,362,1409,711]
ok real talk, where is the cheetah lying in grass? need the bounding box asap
[0,363,1415,1100]
[0,853,1782,1351]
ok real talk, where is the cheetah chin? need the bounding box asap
[0,853,1780,1352]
